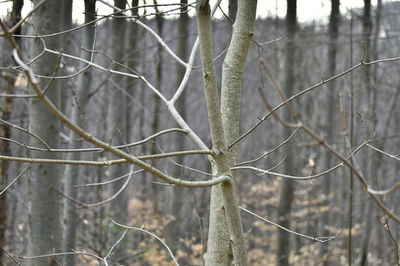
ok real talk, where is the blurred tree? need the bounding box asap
[320,0,340,264]
[276,0,297,265]
[229,0,238,22]
[27,1,62,265]
[62,1,97,265]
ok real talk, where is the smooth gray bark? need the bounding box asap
[62,1,96,265]
[197,1,257,265]
[27,1,62,265]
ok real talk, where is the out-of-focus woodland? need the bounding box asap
[0,0,400,265]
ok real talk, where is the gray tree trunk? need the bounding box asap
[27,1,62,265]
[107,0,128,222]
[62,1,96,265]
[276,1,297,265]
[360,1,375,265]
[0,1,23,263]
[229,0,238,22]
[198,1,257,265]
[321,1,340,265]
[166,0,189,253]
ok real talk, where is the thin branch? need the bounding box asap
[1,128,188,153]
[0,164,30,195]
[104,230,128,264]
[240,206,341,243]
[0,247,23,266]
[366,143,400,161]
[0,118,50,150]
[0,150,213,166]
[110,219,179,266]
[75,170,143,188]
[236,127,300,166]
[17,251,104,263]
[367,183,400,195]
[232,162,344,181]
[97,0,187,67]
[81,168,133,208]
[230,55,400,149]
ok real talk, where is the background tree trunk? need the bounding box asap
[62,1,96,265]
[0,1,23,263]
[107,0,128,222]
[229,0,238,23]
[166,0,189,255]
[360,0,374,265]
[27,1,62,265]
[321,1,340,265]
[276,0,297,265]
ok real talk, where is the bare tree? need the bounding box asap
[1,1,400,265]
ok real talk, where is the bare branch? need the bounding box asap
[240,206,341,243]
[111,218,179,266]
[0,164,30,195]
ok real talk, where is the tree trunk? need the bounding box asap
[229,0,238,23]
[27,1,62,265]
[166,0,189,253]
[360,1,375,265]
[197,1,257,265]
[62,1,96,265]
[107,0,128,222]
[276,1,297,265]
[0,1,23,263]
[321,1,340,265]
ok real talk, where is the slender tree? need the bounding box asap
[276,1,297,265]
[27,1,62,265]
[107,0,129,221]
[202,0,257,264]
[359,1,375,265]
[62,1,96,265]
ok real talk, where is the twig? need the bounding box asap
[104,230,128,265]
[0,164,30,195]
[74,170,143,188]
[240,206,341,242]
[236,127,300,166]
[0,118,50,150]
[110,219,179,266]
